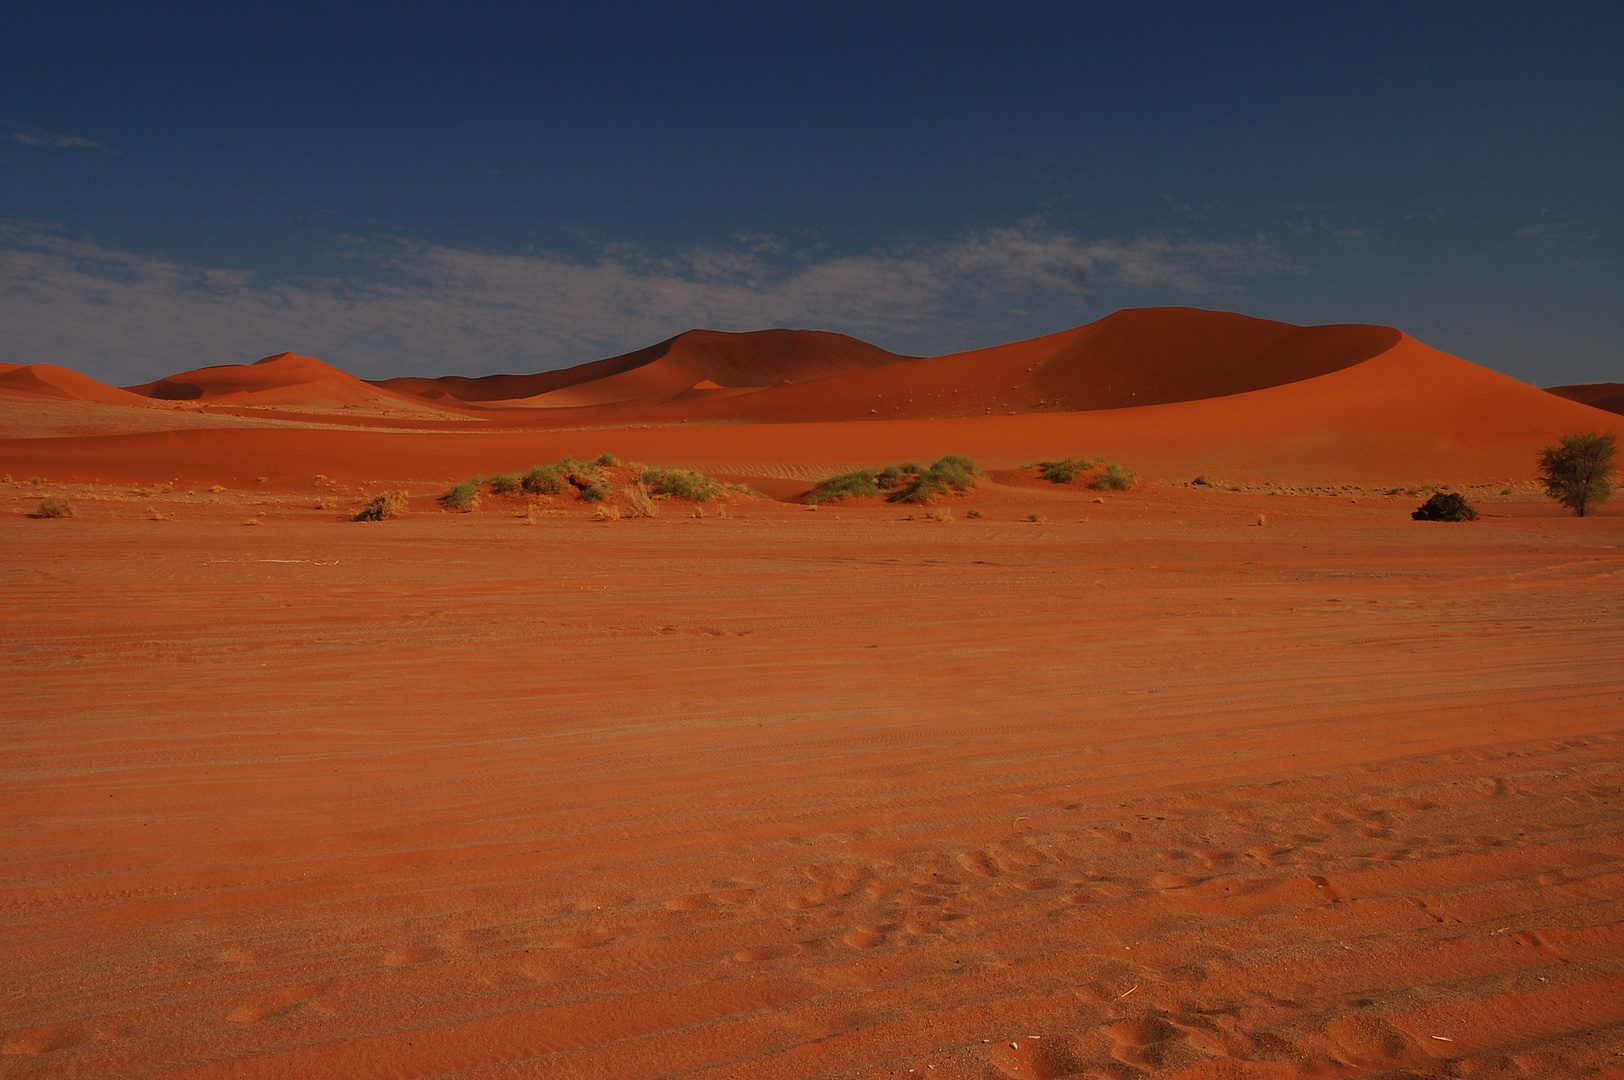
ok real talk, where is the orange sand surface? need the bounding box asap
[3,481,1623,1079]
[4,309,1624,1078]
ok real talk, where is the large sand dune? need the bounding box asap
[373,328,913,408]
[123,352,465,414]
[5,332,1616,489]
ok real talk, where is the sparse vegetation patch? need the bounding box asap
[354,490,409,521]
[1411,492,1479,521]
[1037,456,1136,490]
[32,496,76,518]
[1091,462,1138,491]
[439,479,481,512]
[640,467,724,502]
[521,464,567,495]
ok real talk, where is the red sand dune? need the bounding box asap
[0,362,158,407]
[373,328,912,407]
[7,331,1616,489]
[1547,382,1624,417]
[655,307,1402,424]
[123,352,459,412]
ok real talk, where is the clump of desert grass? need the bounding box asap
[640,467,723,501]
[623,483,658,518]
[924,508,954,522]
[521,463,567,495]
[31,495,76,519]
[1036,455,1137,490]
[354,490,409,521]
[807,455,983,506]
[439,479,482,512]
[593,504,620,521]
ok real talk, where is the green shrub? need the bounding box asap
[966,508,983,518]
[33,495,75,518]
[875,464,908,490]
[521,464,567,495]
[489,472,522,495]
[889,455,982,504]
[807,469,882,504]
[354,490,408,521]
[930,454,983,486]
[640,467,724,501]
[594,452,621,467]
[810,455,984,505]
[578,479,612,503]
[439,479,481,512]
[1193,474,1211,486]
[1411,491,1479,521]
[1091,462,1138,491]
[1537,431,1617,517]
[1039,456,1104,483]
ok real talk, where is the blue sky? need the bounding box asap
[2,2,1620,385]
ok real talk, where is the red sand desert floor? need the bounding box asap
[3,483,1623,1079]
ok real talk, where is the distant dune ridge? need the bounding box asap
[2,307,1618,486]
[371,328,915,407]
[123,351,442,411]
[0,361,156,407]
[1546,382,1624,417]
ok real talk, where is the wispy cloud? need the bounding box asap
[0,220,1289,383]
[2,123,114,153]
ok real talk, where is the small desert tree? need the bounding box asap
[1537,432,1617,517]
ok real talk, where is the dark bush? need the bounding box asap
[1537,431,1617,517]
[1411,491,1479,521]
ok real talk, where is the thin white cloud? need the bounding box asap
[3,125,114,152]
[0,220,1289,383]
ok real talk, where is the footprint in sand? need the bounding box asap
[1147,872,1204,890]
[550,929,614,949]
[1104,1016,1173,1067]
[382,944,443,967]
[732,945,777,962]
[984,1036,1080,1079]
[956,851,1001,878]
[226,985,323,1023]
[841,925,890,949]
[2,1027,80,1055]
[663,893,712,911]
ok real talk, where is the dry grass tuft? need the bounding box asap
[354,490,409,522]
[623,483,658,518]
[1027,511,1046,523]
[593,504,620,521]
[32,496,76,518]
[925,508,955,522]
